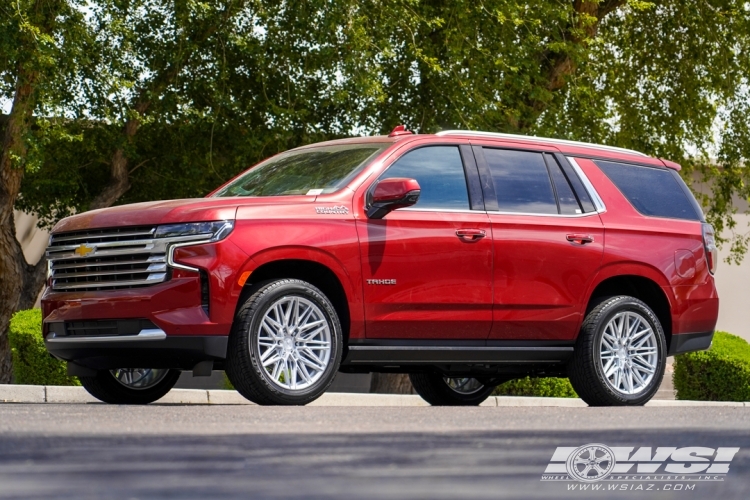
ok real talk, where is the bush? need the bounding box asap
[8,309,79,386]
[222,372,234,390]
[674,331,750,402]
[493,376,578,398]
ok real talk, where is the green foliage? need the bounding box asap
[222,372,234,390]
[8,309,79,386]
[6,0,750,265]
[674,332,750,402]
[5,2,750,384]
[494,376,578,398]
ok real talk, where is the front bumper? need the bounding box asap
[41,238,251,337]
[45,327,228,371]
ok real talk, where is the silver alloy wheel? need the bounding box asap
[256,295,332,391]
[443,377,484,395]
[599,311,659,395]
[111,368,169,390]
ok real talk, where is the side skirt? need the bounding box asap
[341,339,574,376]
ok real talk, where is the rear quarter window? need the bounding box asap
[594,160,703,221]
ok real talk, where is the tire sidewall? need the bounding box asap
[410,372,495,406]
[244,282,342,402]
[590,298,666,405]
[80,368,181,405]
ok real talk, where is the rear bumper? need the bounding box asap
[45,330,228,371]
[668,331,714,356]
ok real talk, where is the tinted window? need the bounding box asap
[546,156,583,215]
[381,146,469,210]
[483,149,557,214]
[595,160,702,221]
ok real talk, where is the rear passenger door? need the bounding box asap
[474,146,605,341]
[357,144,493,340]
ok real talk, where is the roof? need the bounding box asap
[289,129,677,170]
[435,130,648,157]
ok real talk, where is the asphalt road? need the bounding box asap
[0,404,748,499]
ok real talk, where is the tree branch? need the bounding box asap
[517,0,628,130]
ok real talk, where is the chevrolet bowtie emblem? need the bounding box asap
[74,244,95,257]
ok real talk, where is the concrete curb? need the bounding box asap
[1,385,749,407]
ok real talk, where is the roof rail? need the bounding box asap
[435,130,648,157]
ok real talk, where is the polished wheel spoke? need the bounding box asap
[443,377,484,395]
[255,295,332,391]
[111,368,168,390]
[598,310,659,395]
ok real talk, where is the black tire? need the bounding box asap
[568,295,667,406]
[79,369,181,405]
[225,279,343,405]
[409,372,496,406]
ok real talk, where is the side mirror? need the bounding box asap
[366,178,421,219]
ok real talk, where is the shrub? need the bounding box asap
[673,331,750,402]
[493,376,578,398]
[8,309,79,386]
[223,372,234,390]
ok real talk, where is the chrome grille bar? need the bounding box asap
[51,255,165,271]
[52,263,167,279]
[49,228,156,244]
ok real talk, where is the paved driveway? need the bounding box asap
[0,404,748,499]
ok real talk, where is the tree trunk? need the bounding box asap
[88,101,150,210]
[369,373,415,394]
[0,68,44,383]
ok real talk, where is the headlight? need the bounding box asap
[154,221,234,241]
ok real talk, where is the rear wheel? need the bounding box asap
[568,295,666,406]
[409,372,496,406]
[225,279,343,405]
[79,368,181,404]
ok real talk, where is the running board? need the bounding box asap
[344,345,574,365]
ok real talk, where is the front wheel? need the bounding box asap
[409,372,496,406]
[568,296,666,406]
[79,368,181,404]
[225,279,343,405]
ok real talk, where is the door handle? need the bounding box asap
[456,229,486,242]
[566,234,594,245]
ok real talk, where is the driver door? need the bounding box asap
[356,145,493,340]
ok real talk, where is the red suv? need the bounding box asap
[42,128,719,407]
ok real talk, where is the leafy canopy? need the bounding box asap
[7,0,750,260]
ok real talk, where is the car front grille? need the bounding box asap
[47,226,169,292]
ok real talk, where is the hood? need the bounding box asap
[51,196,315,234]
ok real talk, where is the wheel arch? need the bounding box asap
[237,251,354,344]
[584,273,673,351]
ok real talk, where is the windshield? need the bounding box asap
[213,143,388,197]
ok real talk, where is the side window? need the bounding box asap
[545,155,583,215]
[595,160,702,221]
[483,148,557,214]
[380,146,470,210]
